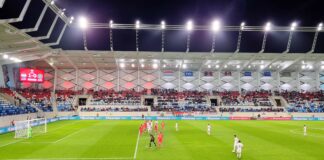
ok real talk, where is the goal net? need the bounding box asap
[14,118,47,139]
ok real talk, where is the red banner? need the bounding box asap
[19,68,44,83]
[230,117,251,120]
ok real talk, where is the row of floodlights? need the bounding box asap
[50,1,74,24]
[77,16,323,32]
[2,54,22,63]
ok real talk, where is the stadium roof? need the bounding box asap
[0,0,324,72]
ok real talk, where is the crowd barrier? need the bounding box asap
[1,116,324,134]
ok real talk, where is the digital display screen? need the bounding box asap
[19,68,44,83]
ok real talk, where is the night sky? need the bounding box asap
[1,0,324,52]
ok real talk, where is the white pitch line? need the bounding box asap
[53,129,83,143]
[133,131,140,160]
[0,121,80,148]
[3,157,133,160]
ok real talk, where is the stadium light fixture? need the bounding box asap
[50,0,55,5]
[224,64,227,68]
[211,20,221,32]
[269,65,272,69]
[321,66,324,70]
[186,20,193,31]
[163,64,166,68]
[215,65,219,69]
[260,65,265,69]
[301,65,306,69]
[69,16,74,24]
[131,64,135,68]
[141,64,145,68]
[240,22,245,30]
[318,23,323,31]
[120,63,125,68]
[3,54,8,59]
[208,64,211,68]
[135,20,140,29]
[290,22,297,31]
[236,65,240,69]
[78,16,88,30]
[264,22,271,32]
[309,65,313,69]
[153,63,158,69]
[109,20,114,28]
[161,21,166,30]
[248,65,251,69]
[182,64,187,69]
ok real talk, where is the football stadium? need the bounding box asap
[0,0,324,159]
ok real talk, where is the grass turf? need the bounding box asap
[0,120,324,160]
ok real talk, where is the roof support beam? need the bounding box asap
[62,52,78,70]
[259,32,268,53]
[279,56,304,72]
[283,31,294,53]
[45,23,68,46]
[0,0,5,8]
[234,30,243,53]
[0,0,31,23]
[308,31,320,54]
[35,15,59,40]
[20,4,49,33]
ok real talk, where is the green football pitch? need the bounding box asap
[0,120,324,160]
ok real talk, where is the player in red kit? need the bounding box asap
[154,123,158,133]
[157,132,163,148]
[161,121,165,130]
[139,124,144,136]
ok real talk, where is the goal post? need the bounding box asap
[14,118,47,139]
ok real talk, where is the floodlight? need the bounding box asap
[163,64,166,68]
[161,21,166,30]
[309,65,313,69]
[3,54,8,59]
[120,63,125,68]
[240,22,245,30]
[135,20,140,29]
[236,65,240,69]
[186,20,193,31]
[208,64,211,68]
[141,64,145,68]
[131,64,135,68]
[78,16,88,29]
[264,22,271,31]
[153,63,158,69]
[110,20,114,28]
[211,20,220,32]
[182,64,187,69]
[69,16,74,24]
[301,65,306,69]
[215,65,219,68]
[9,57,14,60]
[290,22,297,31]
[321,66,324,70]
[260,65,265,69]
[318,23,323,31]
[224,65,227,68]
[248,65,251,69]
[50,0,54,5]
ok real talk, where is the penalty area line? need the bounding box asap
[133,131,141,159]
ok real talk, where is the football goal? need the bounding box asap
[14,118,47,138]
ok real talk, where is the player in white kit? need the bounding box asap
[147,121,152,133]
[236,140,243,159]
[232,135,239,152]
[207,124,211,135]
[304,125,307,136]
[175,122,178,131]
